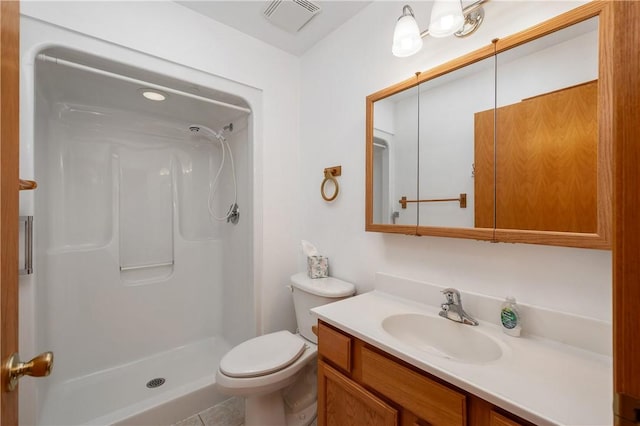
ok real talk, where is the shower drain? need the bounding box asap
[146,378,166,389]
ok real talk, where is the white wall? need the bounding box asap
[20,1,302,336]
[21,1,612,353]
[299,1,612,322]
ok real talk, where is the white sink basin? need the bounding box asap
[381,313,503,363]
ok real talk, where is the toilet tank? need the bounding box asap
[290,272,355,344]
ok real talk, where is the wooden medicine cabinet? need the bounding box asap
[365,2,612,249]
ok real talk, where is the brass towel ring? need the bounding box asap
[321,173,339,202]
[321,166,341,202]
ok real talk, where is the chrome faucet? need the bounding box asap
[439,288,479,326]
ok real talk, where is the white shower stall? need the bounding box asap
[20,46,256,425]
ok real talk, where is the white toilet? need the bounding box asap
[215,272,355,426]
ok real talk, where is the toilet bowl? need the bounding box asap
[215,273,355,426]
[215,331,318,426]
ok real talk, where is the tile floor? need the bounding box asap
[173,397,244,426]
[172,397,318,426]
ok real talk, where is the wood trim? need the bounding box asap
[594,1,614,250]
[415,45,495,87]
[491,229,609,250]
[389,224,612,250]
[367,76,420,106]
[365,2,612,250]
[612,0,640,415]
[493,1,607,54]
[365,93,375,231]
[415,226,494,242]
[0,1,20,424]
[367,45,496,104]
[365,224,418,235]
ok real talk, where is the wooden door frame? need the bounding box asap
[0,1,20,425]
[612,1,640,425]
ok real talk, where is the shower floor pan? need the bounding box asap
[38,337,232,426]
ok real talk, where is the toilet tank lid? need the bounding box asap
[290,272,356,298]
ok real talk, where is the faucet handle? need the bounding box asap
[441,288,461,303]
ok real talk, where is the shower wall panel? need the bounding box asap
[49,108,114,250]
[221,120,254,345]
[34,97,241,382]
[177,142,225,241]
[119,149,174,275]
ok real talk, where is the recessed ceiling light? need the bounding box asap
[140,89,167,101]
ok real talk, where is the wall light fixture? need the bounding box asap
[392,0,488,57]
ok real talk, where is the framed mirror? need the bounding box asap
[365,2,611,249]
[372,85,420,229]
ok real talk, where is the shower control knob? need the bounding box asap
[3,351,54,392]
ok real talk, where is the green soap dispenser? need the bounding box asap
[500,297,522,337]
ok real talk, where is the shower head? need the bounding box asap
[188,123,233,136]
[188,124,216,135]
[188,123,233,143]
[188,124,224,143]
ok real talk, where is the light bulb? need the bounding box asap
[429,0,465,38]
[392,11,423,57]
[140,89,167,101]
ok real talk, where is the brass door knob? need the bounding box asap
[4,351,54,391]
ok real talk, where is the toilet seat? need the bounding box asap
[220,331,306,378]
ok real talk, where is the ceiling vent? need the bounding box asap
[263,0,322,33]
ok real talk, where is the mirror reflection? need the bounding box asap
[491,17,599,233]
[417,57,494,228]
[373,85,419,225]
[370,16,599,235]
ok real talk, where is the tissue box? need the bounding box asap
[307,256,329,278]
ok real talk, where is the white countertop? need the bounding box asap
[312,290,612,426]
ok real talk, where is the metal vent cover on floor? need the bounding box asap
[263,0,322,33]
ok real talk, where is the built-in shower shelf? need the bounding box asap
[120,261,174,272]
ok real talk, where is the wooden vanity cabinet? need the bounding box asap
[318,360,398,426]
[317,321,533,426]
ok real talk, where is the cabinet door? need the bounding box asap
[361,347,466,425]
[489,411,524,426]
[318,360,398,426]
